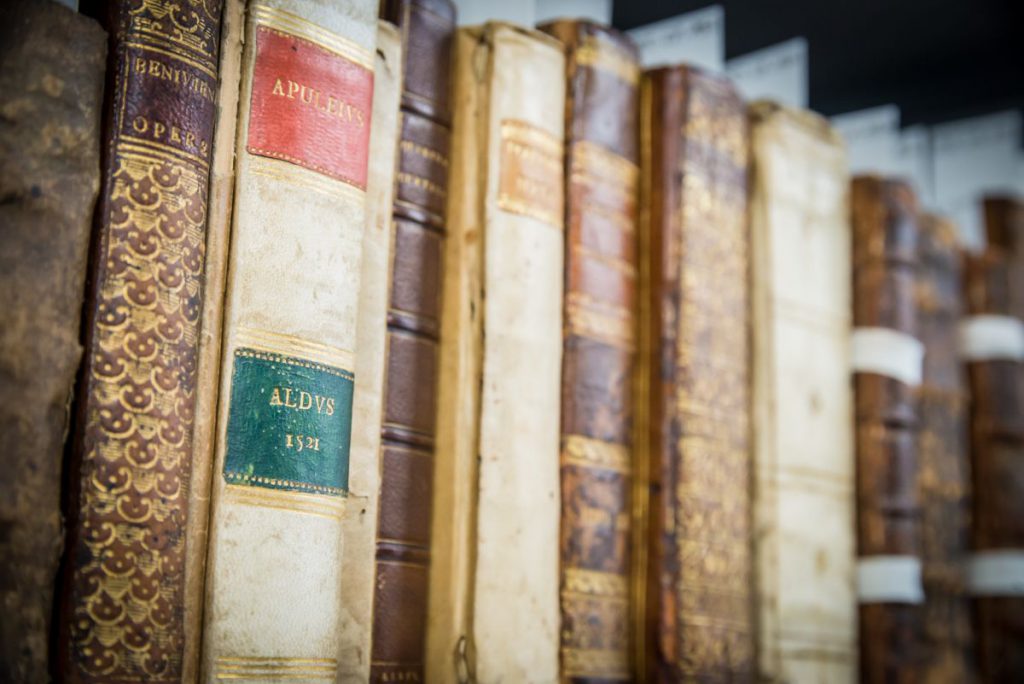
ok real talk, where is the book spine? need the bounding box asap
[538,19,640,684]
[638,66,754,683]
[370,1,455,680]
[0,2,104,679]
[339,20,403,682]
[199,1,376,680]
[964,200,1024,682]
[748,102,855,683]
[429,22,566,683]
[57,0,223,680]
[850,177,924,682]
[916,214,976,682]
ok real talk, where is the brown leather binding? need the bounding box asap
[637,66,754,683]
[371,0,455,680]
[56,0,223,681]
[538,19,639,684]
[0,3,104,679]
[966,197,1024,682]
[916,214,976,682]
[851,177,925,682]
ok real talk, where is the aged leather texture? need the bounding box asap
[0,2,104,680]
[371,1,455,681]
[915,214,976,683]
[637,66,754,684]
[339,20,402,683]
[56,0,223,681]
[200,1,377,681]
[537,19,639,684]
[428,23,566,684]
[748,101,856,684]
[851,177,926,683]
[966,201,1024,683]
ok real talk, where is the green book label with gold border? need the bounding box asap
[223,347,353,496]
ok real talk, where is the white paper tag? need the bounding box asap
[851,327,925,386]
[725,37,807,109]
[535,0,612,24]
[626,6,724,71]
[959,315,1024,361]
[968,550,1024,596]
[857,555,924,604]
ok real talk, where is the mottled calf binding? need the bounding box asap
[370,1,455,681]
[916,214,975,682]
[57,0,223,681]
[965,197,1024,682]
[637,66,754,683]
[0,2,105,680]
[538,20,639,683]
[850,177,925,683]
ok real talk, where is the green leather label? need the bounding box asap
[223,347,353,496]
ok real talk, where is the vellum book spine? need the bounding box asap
[57,0,223,681]
[748,101,856,683]
[339,19,403,682]
[428,22,566,683]
[538,18,640,683]
[199,0,377,680]
[637,66,754,683]
[0,2,105,679]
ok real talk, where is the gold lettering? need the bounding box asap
[132,116,148,133]
[134,57,147,73]
[170,126,182,144]
[153,121,166,139]
[272,78,285,96]
[326,398,335,416]
[286,80,300,99]
[315,396,327,413]
[298,391,313,410]
[269,388,283,406]
[283,387,297,409]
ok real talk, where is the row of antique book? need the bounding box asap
[1,0,1022,682]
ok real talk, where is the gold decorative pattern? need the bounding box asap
[250,3,373,69]
[497,119,564,229]
[214,656,337,681]
[65,0,220,680]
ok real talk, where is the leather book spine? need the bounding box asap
[370,1,455,680]
[637,66,754,683]
[428,23,566,683]
[915,214,976,683]
[748,101,856,683]
[982,196,1024,320]
[964,200,1024,682]
[537,20,640,683]
[339,20,403,682]
[56,0,223,681]
[199,1,377,680]
[850,177,925,683]
[0,3,104,679]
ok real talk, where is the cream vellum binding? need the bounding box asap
[427,22,566,684]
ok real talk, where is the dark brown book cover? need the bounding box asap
[851,177,925,682]
[964,198,1024,682]
[916,214,976,682]
[538,19,639,683]
[636,65,754,683]
[56,0,223,681]
[983,197,1024,321]
[371,0,455,681]
[0,2,105,679]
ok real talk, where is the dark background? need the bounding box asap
[612,0,1024,127]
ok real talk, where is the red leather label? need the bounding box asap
[247,25,373,189]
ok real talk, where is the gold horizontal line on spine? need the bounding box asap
[215,675,333,681]
[125,39,217,79]
[563,567,628,597]
[251,5,373,69]
[225,485,346,520]
[120,134,210,168]
[562,434,630,474]
[234,327,355,372]
[248,157,366,203]
[218,665,335,673]
[216,657,337,664]
[566,303,635,351]
[570,140,639,186]
[561,646,629,679]
[572,244,637,278]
